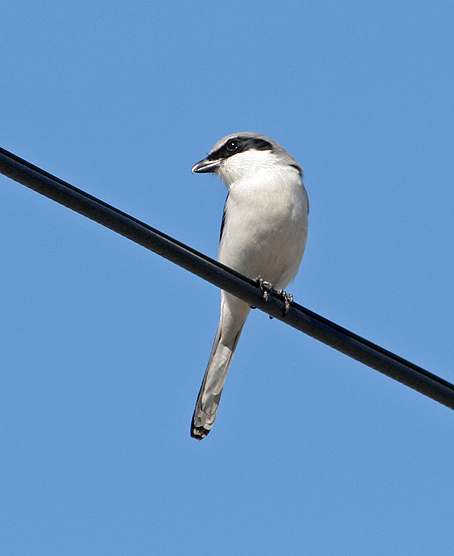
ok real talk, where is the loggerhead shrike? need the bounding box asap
[190,132,309,440]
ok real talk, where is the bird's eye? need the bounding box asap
[226,139,239,152]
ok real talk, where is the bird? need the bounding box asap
[190,132,309,440]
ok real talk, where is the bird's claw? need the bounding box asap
[255,275,273,301]
[254,277,293,317]
[276,289,294,315]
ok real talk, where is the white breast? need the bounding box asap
[218,153,308,290]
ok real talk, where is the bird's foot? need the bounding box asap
[254,275,273,301]
[254,277,293,317]
[276,289,294,315]
[255,275,275,318]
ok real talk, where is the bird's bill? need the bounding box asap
[191,157,221,174]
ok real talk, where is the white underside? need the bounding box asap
[192,148,309,436]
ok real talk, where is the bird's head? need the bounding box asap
[192,132,302,188]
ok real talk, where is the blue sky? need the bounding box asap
[1,1,454,554]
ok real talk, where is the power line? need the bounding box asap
[1,145,453,411]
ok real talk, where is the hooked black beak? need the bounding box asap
[191,157,221,174]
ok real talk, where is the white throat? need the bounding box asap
[217,150,285,190]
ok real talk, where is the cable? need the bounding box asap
[1,145,453,410]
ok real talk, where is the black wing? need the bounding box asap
[220,195,228,242]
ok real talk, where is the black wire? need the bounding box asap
[1,146,453,410]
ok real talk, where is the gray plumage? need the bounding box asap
[191,133,309,439]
